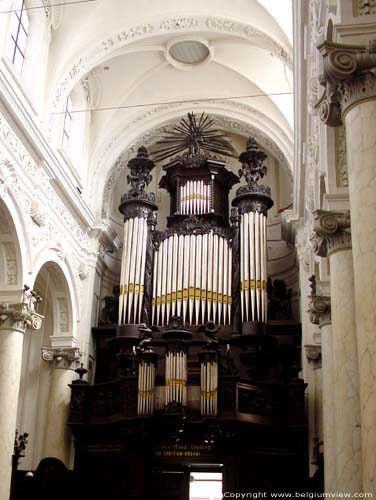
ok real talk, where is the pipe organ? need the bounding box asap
[69,115,308,497]
[116,116,274,416]
[152,232,232,326]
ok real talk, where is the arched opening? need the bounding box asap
[17,261,76,471]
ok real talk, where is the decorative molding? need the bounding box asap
[354,0,376,16]
[51,16,292,112]
[0,302,43,332]
[0,111,95,312]
[316,39,376,126]
[304,344,322,363]
[2,242,18,285]
[30,200,46,227]
[311,209,351,257]
[308,295,331,327]
[335,126,348,187]
[41,347,81,370]
[101,110,291,218]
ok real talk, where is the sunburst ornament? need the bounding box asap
[150,112,236,163]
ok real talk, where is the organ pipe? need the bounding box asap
[165,349,188,407]
[137,352,157,416]
[151,232,232,326]
[179,181,212,215]
[119,216,149,324]
[199,352,218,416]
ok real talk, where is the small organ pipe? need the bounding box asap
[166,235,173,322]
[171,234,178,317]
[249,212,256,321]
[212,234,219,323]
[218,237,224,324]
[223,241,228,325]
[177,234,184,317]
[189,234,196,324]
[201,233,208,323]
[207,231,214,321]
[243,212,250,322]
[240,215,244,323]
[183,235,190,322]
[195,234,202,324]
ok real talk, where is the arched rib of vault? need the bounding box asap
[45,12,292,118]
[95,103,293,219]
[89,57,292,175]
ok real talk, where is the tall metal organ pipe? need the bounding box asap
[137,351,158,415]
[152,233,232,326]
[199,351,218,416]
[232,137,273,326]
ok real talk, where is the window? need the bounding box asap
[62,96,73,152]
[7,0,29,74]
[189,472,223,500]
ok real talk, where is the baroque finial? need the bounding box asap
[236,137,271,197]
[126,146,155,199]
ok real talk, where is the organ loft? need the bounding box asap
[68,113,309,499]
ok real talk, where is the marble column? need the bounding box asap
[312,210,362,492]
[308,293,334,492]
[41,347,80,466]
[0,301,43,500]
[317,39,376,492]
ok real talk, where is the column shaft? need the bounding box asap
[330,249,362,491]
[320,322,336,492]
[346,101,376,492]
[43,368,74,466]
[0,329,24,500]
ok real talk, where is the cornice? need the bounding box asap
[0,62,95,229]
[311,209,351,257]
[316,39,376,126]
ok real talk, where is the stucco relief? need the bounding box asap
[2,242,18,286]
[0,112,91,308]
[100,109,292,217]
[335,126,348,187]
[355,0,376,15]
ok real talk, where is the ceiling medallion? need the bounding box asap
[166,37,213,70]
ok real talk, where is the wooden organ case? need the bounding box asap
[69,115,309,499]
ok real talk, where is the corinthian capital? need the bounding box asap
[308,295,331,327]
[41,347,81,370]
[311,210,351,257]
[0,302,43,332]
[316,39,376,126]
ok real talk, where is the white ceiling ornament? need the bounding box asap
[166,38,213,70]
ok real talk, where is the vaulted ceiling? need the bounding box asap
[44,0,293,216]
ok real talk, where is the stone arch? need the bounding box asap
[17,259,77,471]
[93,102,293,218]
[0,195,28,297]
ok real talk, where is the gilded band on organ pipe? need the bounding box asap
[151,232,232,326]
[180,180,211,215]
[165,350,187,406]
[200,355,218,416]
[137,359,156,415]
